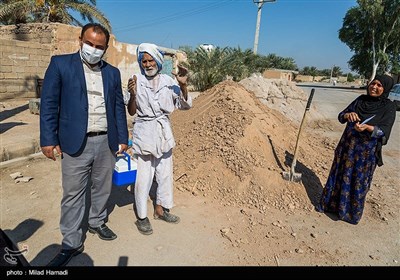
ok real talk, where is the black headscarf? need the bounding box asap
[355,74,396,166]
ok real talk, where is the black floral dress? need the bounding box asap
[316,101,381,225]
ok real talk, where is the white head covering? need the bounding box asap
[137,43,164,74]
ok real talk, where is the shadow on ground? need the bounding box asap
[0,104,29,122]
[107,185,135,216]
[1,218,43,266]
[284,150,323,207]
[30,243,94,266]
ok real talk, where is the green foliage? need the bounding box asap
[300,66,318,77]
[299,66,345,77]
[319,69,331,77]
[181,46,298,92]
[339,0,400,78]
[0,0,34,24]
[183,46,228,92]
[298,65,355,82]
[347,73,356,82]
[332,66,343,77]
[0,0,111,31]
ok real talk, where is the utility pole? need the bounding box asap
[253,0,276,55]
[330,65,335,83]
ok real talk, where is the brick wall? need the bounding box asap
[0,23,184,101]
[0,38,51,100]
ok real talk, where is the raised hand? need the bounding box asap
[173,65,188,86]
[127,75,137,95]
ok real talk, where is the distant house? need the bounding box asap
[199,44,215,52]
[263,69,298,81]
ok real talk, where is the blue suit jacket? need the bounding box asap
[40,52,128,155]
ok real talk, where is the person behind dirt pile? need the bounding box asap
[40,23,128,266]
[316,74,397,225]
[125,43,192,235]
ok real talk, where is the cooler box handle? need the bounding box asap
[122,152,131,171]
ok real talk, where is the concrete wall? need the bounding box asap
[0,23,184,101]
[294,75,327,82]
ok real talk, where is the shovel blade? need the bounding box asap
[291,172,302,182]
[282,171,291,181]
[282,171,302,182]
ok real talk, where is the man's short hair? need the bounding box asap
[81,23,110,45]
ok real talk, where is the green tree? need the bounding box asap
[319,69,331,77]
[346,72,357,82]
[279,57,297,71]
[223,47,252,81]
[185,46,230,91]
[332,66,342,77]
[300,66,318,80]
[0,0,111,31]
[339,0,400,80]
[0,0,29,24]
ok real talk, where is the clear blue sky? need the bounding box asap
[96,0,357,73]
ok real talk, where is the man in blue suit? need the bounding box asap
[40,23,128,267]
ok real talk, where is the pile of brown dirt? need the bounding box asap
[171,79,336,215]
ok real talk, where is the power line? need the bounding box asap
[113,0,234,34]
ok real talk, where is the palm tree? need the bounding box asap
[332,65,342,78]
[0,0,33,24]
[222,47,251,82]
[188,47,230,91]
[0,0,111,32]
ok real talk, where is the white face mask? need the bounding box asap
[81,43,104,65]
[144,65,159,77]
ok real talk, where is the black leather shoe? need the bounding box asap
[88,224,117,240]
[46,244,84,267]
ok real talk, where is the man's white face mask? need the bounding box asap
[81,43,104,65]
[144,64,159,77]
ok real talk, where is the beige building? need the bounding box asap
[262,69,297,81]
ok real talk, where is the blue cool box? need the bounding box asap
[112,152,137,187]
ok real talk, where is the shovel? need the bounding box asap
[282,88,315,182]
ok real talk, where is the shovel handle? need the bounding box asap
[305,88,315,111]
[290,88,315,172]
